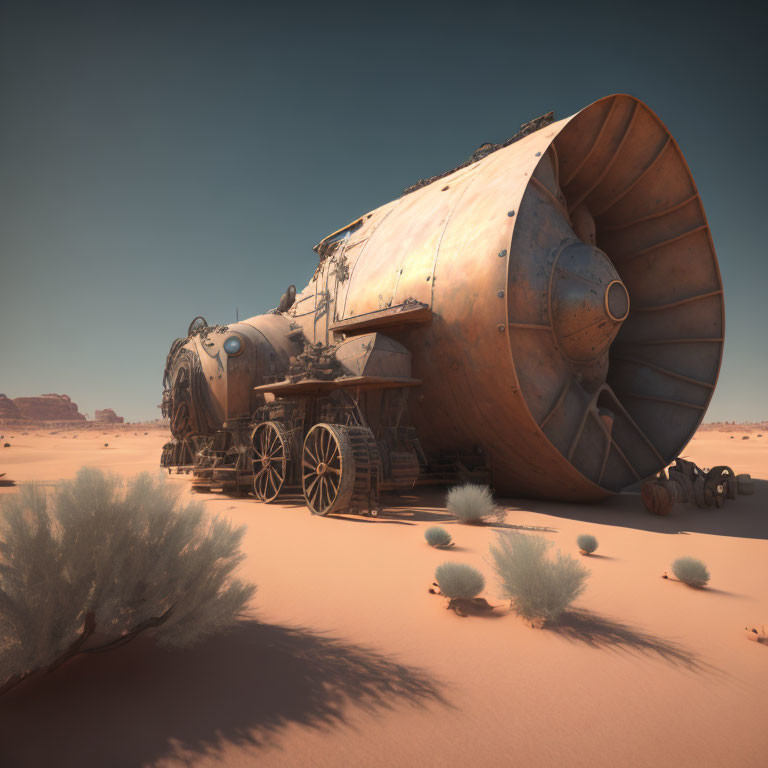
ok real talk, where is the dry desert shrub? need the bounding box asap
[446,484,502,525]
[671,557,710,588]
[434,562,485,599]
[424,526,453,548]
[0,468,255,696]
[576,533,598,555]
[489,532,588,625]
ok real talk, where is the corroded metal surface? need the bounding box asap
[162,93,723,506]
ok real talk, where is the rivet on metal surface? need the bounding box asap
[497,290,505,298]
[497,324,506,332]
[507,210,515,217]
[498,249,507,258]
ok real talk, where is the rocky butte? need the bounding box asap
[94,408,124,424]
[0,394,22,419]
[11,394,86,421]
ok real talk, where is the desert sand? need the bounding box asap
[0,425,766,767]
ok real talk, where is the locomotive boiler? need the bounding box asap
[161,93,724,514]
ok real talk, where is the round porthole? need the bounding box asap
[223,335,244,356]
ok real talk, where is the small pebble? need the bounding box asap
[104,443,109,447]
[3,443,10,448]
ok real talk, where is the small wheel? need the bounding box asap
[252,422,289,502]
[302,424,356,515]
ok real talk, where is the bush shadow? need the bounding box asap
[547,609,716,673]
[0,620,447,768]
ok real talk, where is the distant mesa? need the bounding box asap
[10,393,86,421]
[94,408,124,424]
[0,394,22,419]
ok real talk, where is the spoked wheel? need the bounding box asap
[302,423,380,516]
[252,422,289,502]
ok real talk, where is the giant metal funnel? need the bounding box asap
[298,93,723,501]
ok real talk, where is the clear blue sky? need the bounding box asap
[1,0,765,422]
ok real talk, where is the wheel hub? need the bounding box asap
[316,462,327,475]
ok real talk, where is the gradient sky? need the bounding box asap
[1,0,766,422]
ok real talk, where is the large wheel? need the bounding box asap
[302,423,380,516]
[252,422,289,502]
[302,424,353,515]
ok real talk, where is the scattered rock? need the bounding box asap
[742,436,750,440]
[3,443,10,448]
[104,443,109,447]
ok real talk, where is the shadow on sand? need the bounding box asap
[513,479,768,540]
[0,620,447,768]
[548,609,716,673]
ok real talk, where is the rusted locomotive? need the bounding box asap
[161,93,723,514]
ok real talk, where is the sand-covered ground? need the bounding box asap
[0,425,766,767]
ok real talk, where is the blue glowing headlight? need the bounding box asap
[223,336,243,356]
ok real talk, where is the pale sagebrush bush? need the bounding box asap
[672,557,710,588]
[489,532,588,624]
[446,484,501,525]
[434,562,485,599]
[576,533,598,554]
[424,526,453,548]
[0,468,255,692]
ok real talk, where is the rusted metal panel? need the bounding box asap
[328,301,431,334]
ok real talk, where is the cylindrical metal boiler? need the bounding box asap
[288,93,723,501]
